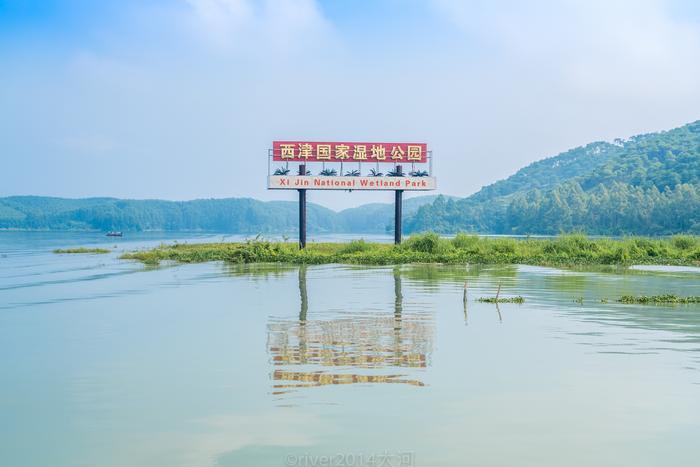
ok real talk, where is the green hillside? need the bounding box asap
[469,141,621,202]
[406,120,700,235]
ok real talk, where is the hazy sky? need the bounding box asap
[2,0,700,210]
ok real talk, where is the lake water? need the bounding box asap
[1,232,700,467]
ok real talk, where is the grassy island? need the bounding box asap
[54,247,111,254]
[119,233,700,267]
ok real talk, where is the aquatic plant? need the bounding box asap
[618,295,700,304]
[671,235,697,250]
[451,233,480,250]
[339,239,373,254]
[477,296,525,304]
[401,232,454,254]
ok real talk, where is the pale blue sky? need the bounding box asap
[2,0,700,209]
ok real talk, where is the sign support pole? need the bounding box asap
[298,164,307,249]
[394,165,403,245]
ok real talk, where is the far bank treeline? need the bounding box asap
[0,196,438,234]
[121,233,700,267]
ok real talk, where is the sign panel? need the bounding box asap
[272,141,428,163]
[268,176,436,191]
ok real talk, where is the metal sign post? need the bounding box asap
[394,165,403,245]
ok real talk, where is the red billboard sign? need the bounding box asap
[272,141,428,163]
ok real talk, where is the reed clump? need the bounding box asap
[119,232,700,267]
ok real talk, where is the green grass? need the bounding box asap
[54,247,111,254]
[119,233,700,267]
[618,295,700,304]
[477,296,525,304]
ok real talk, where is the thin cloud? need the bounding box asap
[433,0,700,98]
[184,0,332,53]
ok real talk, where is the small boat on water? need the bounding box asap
[106,231,123,237]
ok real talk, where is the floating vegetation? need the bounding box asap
[618,295,700,304]
[120,233,700,267]
[54,247,110,254]
[477,296,525,304]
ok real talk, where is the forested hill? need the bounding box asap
[0,195,442,233]
[406,120,700,235]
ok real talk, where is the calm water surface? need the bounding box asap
[1,232,699,467]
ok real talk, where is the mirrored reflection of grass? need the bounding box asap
[400,263,518,284]
[223,262,298,279]
[119,233,700,267]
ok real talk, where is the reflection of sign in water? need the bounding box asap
[272,370,424,388]
[267,267,434,394]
